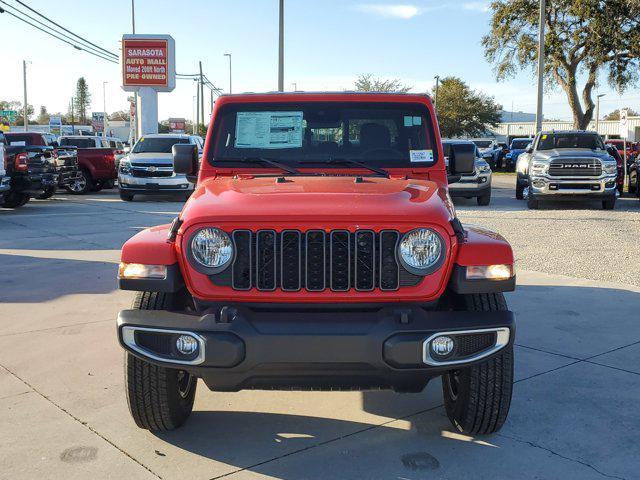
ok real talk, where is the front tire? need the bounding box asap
[1,192,30,208]
[602,196,616,210]
[66,170,93,195]
[477,190,491,206]
[35,186,56,200]
[125,291,197,431]
[527,195,539,209]
[515,182,524,200]
[119,191,135,202]
[442,293,514,435]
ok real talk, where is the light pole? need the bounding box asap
[595,94,606,134]
[224,53,232,94]
[534,0,546,134]
[23,60,30,131]
[131,0,138,142]
[103,81,108,139]
[291,82,297,91]
[278,0,284,92]
[433,75,440,114]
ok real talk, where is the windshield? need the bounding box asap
[209,102,439,168]
[538,133,605,151]
[60,137,96,148]
[473,140,493,148]
[133,137,191,153]
[511,139,531,149]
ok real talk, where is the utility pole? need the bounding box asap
[103,81,108,139]
[195,79,200,133]
[23,60,28,131]
[278,0,284,92]
[291,82,297,91]
[131,0,138,143]
[210,89,214,114]
[595,94,605,134]
[534,0,546,134]
[199,61,205,132]
[224,53,232,94]
[192,96,197,134]
[433,75,439,114]
[70,96,75,134]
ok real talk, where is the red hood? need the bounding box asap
[180,175,455,231]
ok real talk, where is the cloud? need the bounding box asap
[462,2,490,12]
[356,4,422,19]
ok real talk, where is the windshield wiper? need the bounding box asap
[216,156,300,175]
[301,158,390,178]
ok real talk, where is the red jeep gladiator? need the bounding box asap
[117,93,516,435]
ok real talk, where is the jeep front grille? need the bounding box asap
[219,229,420,292]
[548,158,602,177]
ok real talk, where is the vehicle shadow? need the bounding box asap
[0,253,119,303]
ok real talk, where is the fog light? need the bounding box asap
[532,179,545,188]
[176,335,198,355]
[431,336,455,357]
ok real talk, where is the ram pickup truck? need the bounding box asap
[0,132,10,201]
[59,136,117,194]
[3,132,58,207]
[116,92,516,435]
[516,130,618,209]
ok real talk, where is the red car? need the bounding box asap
[116,92,516,435]
[58,135,117,194]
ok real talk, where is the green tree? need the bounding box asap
[604,108,640,121]
[483,1,640,130]
[432,77,502,138]
[36,105,50,124]
[0,100,35,125]
[73,77,91,124]
[354,74,412,93]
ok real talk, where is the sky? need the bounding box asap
[1,0,639,123]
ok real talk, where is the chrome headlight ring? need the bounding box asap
[398,228,445,276]
[187,227,234,274]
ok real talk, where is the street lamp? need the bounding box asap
[103,81,108,139]
[534,0,546,134]
[224,53,232,94]
[595,94,606,133]
[23,60,31,131]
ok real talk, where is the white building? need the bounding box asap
[490,117,640,142]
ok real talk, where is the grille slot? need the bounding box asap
[256,230,277,291]
[379,231,400,291]
[225,229,414,292]
[548,158,602,177]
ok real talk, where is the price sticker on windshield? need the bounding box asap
[410,150,434,163]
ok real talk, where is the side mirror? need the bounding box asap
[173,144,199,183]
[526,144,533,154]
[449,143,475,175]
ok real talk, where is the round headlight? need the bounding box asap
[398,228,444,274]
[190,228,233,270]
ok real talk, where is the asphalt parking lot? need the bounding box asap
[1,175,639,480]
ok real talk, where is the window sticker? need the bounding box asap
[235,111,303,149]
[413,116,422,126]
[410,149,434,163]
[404,116,413,127]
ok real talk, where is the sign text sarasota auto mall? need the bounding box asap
[122,38,169,88]
[121,34,175,136]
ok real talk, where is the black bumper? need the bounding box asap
[57,169,80,187]
[117,306,515,392]
[11,173,57,195]
[449,182,491,197]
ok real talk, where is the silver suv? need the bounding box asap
[516,130,618,210]
[118,134,203,201]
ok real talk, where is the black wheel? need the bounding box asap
[66,170,93,194]
[602,196,616,210]
[442,293,514,435]
[93,181,104,192]
[35,186,56,200]
[1,192,30,208]
[515,182,524,200]
[125,291,197,431]
[527,195,539,209]
[477,191,491,206]
[629,172,637,194]
[102,180,115,189]
[119,191,135,202]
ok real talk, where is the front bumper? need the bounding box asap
[118,172,193,194]
[57,169,80,187]
[529,174,617,198]
[449,172,491,197]
[117,306,515,392]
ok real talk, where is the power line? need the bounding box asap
[11,0,118,59]
[0,1,118,61]
[0,6,118,64]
